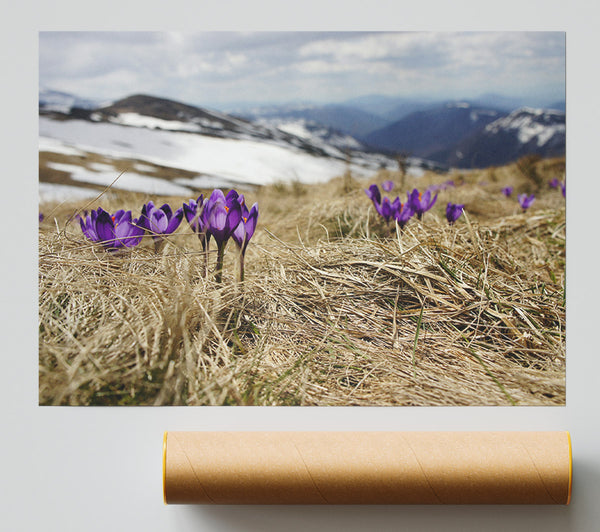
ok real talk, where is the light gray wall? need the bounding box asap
[3,2,599,531]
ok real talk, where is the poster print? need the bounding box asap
[38,32,566,406]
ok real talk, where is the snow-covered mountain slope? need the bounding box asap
[445,108,566,168]
[483,108,565,147]
[254,117,364,153]
[39,93,442,202]
[38,115,395,202]
[362,102,506,159]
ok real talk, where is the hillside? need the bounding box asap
[38,157,566,406]
[446,108,566,168]
[363,103,565,169]
[362,102,505,158]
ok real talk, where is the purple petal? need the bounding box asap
[446,203,464,224]
[421,189,431,206]
[183,199,198,224]
[245,204,259,240]
[232,220,245,248]
[183,196,205,233]
[365,184,381,205]
[165,207,183,234]
[121,220,145,247]
[206,189,226,212]
[427,192,438,210]
[408,189,420,208]
[394,203,413,228]
[79,213,97,241]
[150,209,168,234]
[237,194,249,217]
[226,189,239,202]
[160,203,173,219]
[226,199,242,233]
[208,203,228,243]
[95,209,116,246]
[113,209,127,224]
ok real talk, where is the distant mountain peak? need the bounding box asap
[483,107,565,148]
[446,101,471,109]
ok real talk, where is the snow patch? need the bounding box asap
[134,163,159,173]
[39,182,103,203]
[70,170,193,196]
[39,116,365,187]
[88,162,117,172]
[275,121,312,140]
[484,108,565,147]
[45,160,193,196]
[406,166,425,178]
[174,175,243,191]
[39,137,85,157]
[108,112,204,133]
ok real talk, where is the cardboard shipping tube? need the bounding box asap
[163,431,572,505]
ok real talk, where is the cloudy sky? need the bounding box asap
[39,31,565,110]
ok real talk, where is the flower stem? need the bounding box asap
[215,243,225,283]
[154,238,166,254]
[238,250,245,283]
[200,234,209,278]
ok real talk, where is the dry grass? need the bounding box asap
[39,157,566,406]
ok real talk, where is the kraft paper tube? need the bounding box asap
[163,431,572,505]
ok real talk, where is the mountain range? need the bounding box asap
[39,89,565,171]
[240,99,565,169]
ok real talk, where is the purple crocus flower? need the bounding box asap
[232,197,259,281]
[232,200,259,255]
[139,201,183,251]
[376,196,401,224]
[502,186,513,197]
[518,193,535,211]
[78,207,144,251]
[203,189,242,282]
[394,201,414,230]
[560,181,566,198]
[39,213,44,223]
[183,194,206,236]
[184,194,214,276]
[549,178,560,188]
[408,188,438,220]
[205,189,242,246]
[446,203,464,225]
[364,184,399,224]
[365,184,381,206]
[382,180,394,192]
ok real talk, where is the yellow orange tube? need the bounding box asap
[163,431,571,505]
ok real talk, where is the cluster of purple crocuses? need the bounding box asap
[183,189,258,282]
[365,181,464,227]
[501,177,565,212]
[549,178,566,198]
[502,186,535,211]
[78,188,258,282]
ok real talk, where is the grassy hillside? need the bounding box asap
[38,156,566,406]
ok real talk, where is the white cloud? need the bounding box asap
[39,31,565,106]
